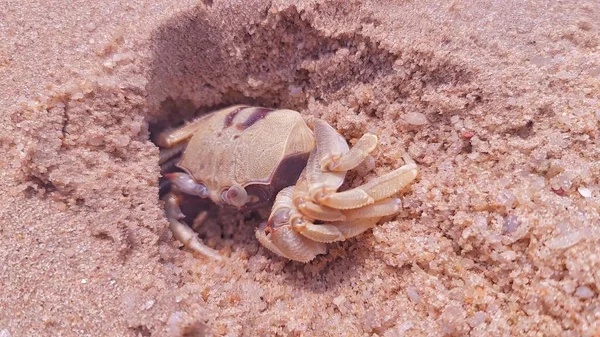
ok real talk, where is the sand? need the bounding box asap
[1,0,599,336]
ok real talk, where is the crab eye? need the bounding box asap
[221,184,248,208]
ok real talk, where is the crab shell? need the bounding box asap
[177,106,315,209]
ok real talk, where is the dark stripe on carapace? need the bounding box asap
[235,107,274,130]
[223,107,244,128]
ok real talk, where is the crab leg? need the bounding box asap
[302,144,346,192]
[256,224,327,263]
[157,120,206,148]
[270,186,346,242]
[342,198,402,220]
[267,226,327,263]
[296,200,345,222]
[159,141,188,166]
[299,147,346,203]
[333,217,382,239]
[326,133,378,172]
[259,186,330,261]
[256,220,328,262]
[317,153,418,210]
[293,220,345,243]
[312,119,349,167]
[312,119,378,171]
[286,151,346,221]
[255,223,289,259]
[163,193,222,260]
[164,172,209,198]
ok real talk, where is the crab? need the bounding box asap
[158,105,418,262]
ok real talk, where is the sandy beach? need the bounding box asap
[1,1,599,336]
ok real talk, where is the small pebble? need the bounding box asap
[546,230,587,250]
[88,136,104,146]
[85,22,96,32]
[530,56,553,67]
[394,321,414,334]
[407,287,421,303]
[167,312,184,336]
[71,92,84,100]
[503,215,519,233]
[103,60,115,69]
[404,112,428,126]
[574,286,594,299]
[247,77,262,88]
[577,186,592,198]
[113,135,130,147]
[333,295,346,309]
[466,311,487,327]
[500,250,517,261]
[288,85,303,97]
[56,201,68,212]
[143,299,155,310]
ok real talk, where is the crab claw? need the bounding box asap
[164,172,209,198]
[256,223,327,263]
[292,218,345,243]
[269,225,327,262]
[255,186,328,262]
[255,222,289,259]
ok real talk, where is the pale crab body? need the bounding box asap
[163,106,314,209]
[158,105,418,262]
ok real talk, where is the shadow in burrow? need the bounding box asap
[144,3,479,281]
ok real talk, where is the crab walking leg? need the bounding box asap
[312,119,349,166]
[257,186,329,262]
[164,172,209,198]
[269,226,327,263]
[270,186,345,243]
[159,141,188,166]
[291,167,345,221]
[318,160,419,210]
[157,120,206,148]
[326,133,378,172]
[302,144,346,192]
[312,119,378,172]
[296,200,345,221]
[342,198,402,220]
[256,225,327,263]
[255,223,289,259]
[333,217,382,239]
[299,147,346,202]
[293,220,345,243]
[163,193,222,260]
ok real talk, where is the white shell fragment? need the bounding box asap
[574,286,594,299]
[577,186,592,198]
[404,112,428,126]
[545,229,589,250]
